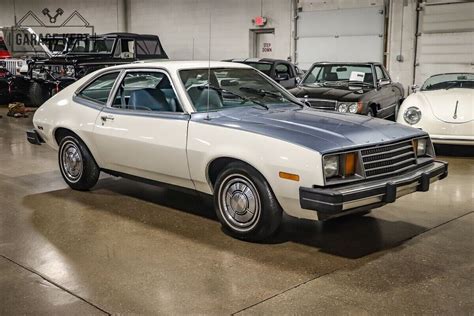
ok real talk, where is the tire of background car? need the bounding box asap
[58,135,100,191]
[214,161,282,241]
[367,107,375,117]
[28,82,51,107]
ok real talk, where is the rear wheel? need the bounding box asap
[29,82,51,106]
[58,135,99,191]
[214,162,282,241]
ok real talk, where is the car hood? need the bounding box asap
[193,106,426,154]
[421,89,473,124]
[289,85,371,101]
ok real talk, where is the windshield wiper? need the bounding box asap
[198,85,269,110]
[348,81,373,87]
[239,86,303,108]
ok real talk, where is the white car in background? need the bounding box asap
[397,73,473,146]
[27,61,448,241]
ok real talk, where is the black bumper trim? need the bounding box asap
[26,129,44,145]
[300,161,448,214]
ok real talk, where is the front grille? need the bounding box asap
[4,59,19,74]
[361,140,417,179]
[307,99,337,110]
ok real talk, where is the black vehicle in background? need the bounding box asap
[289,62,404,119]
[14,33,168,106]
[224,58,304,89]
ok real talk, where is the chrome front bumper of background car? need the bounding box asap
[299,160,448,215]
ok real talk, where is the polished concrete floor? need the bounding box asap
[0,106,473,315]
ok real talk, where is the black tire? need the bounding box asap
[58,135,100,191]
[367,107,375,117]
[214,162,282,241]
[29,82,51,106]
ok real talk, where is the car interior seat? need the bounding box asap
[325,72,338,81]
[128,88,172,112]
[187,86,223,111]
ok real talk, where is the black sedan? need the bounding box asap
[289,62,404,119]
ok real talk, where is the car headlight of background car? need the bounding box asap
[337,102,360,114]
[403,106,422,125]
[323,152,360,181]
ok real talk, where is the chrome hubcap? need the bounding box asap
[61,141,83,182]
[219,175,261,232]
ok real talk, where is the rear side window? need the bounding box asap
[77,72,120,104]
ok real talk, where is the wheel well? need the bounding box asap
[54,128,78,146]
[208,157,254,188]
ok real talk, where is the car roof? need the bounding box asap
[313,61,382,66]
[93,33,161,39]
[225,57,291,64]
[104,60,254,72]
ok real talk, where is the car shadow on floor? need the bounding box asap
[24,176,427,261]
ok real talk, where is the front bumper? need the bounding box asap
[300,161,448,214]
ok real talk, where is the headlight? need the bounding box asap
[413,138,427,156]
[338,103,348,113]
[348,103,358,113]
[323,155,339,178]
[404,107,422,125]
[323,152,358,180]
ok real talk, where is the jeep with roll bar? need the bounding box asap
[13,32,168,106]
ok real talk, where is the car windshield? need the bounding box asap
[70,38,115,54]
[42,38,68,54]
[241,62,272,75]
[179,68,299,112]
[421,73,474,91]
[302,64,374,86]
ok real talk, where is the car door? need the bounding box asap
[274,62,296,88]
[92,69,193,189]
[374,65,399,118]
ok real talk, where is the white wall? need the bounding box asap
[128,0,293,61]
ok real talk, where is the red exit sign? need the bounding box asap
[254,16,267,26]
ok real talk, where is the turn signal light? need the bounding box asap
[344,152,357,176]
[279,172,300,182]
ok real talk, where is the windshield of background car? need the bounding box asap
[179,68,297,112]
[302,64,373,85]
[42,38,67,53]
[421,73,474,91]
[70,38,115,54]
[241,62,272,75]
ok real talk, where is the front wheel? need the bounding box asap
[28,82,51,106]
[214,162,282,241]
[58,135,100,191]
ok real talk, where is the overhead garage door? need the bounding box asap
[296,6,385,71]
[415,1,474,84]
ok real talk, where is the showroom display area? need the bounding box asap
[0,0,472,314]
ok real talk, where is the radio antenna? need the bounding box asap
[205,7,211,121]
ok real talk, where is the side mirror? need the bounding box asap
[378,78,391,87]
[276,73,290,81]
[410,84,420,94]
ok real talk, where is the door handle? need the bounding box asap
[101,115,114,122]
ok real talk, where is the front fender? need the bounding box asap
[187,121,323,219]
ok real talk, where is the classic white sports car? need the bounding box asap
[27,61,448,241]
[397,73,473,145]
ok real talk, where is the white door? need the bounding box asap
[92,70,193,189]
[415,1,474,85]
[296,6,385,70]
[256,32,275,59]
